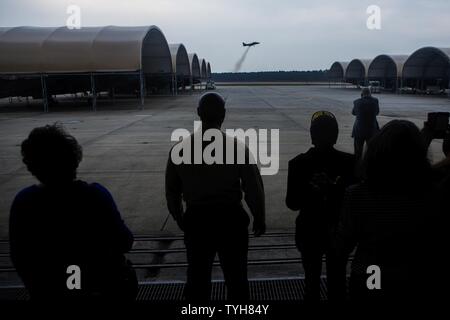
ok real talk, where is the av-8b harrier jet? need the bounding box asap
[242,42,260,47]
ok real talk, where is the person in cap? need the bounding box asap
[165,92,266,301]
[286,111,357,302]
[352,87,380,160]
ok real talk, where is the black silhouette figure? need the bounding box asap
[352,88,380,160]
[421,116,450,302]
[9,124,136,300]
[165,92,266,301]
[335,120,440,302]
[286,111,356,302]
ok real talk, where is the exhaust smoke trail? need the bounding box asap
[234,47,251,72]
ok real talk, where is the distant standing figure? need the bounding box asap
[286,111,357,302]
[9,124,136,300]
[352,87,380,159]
[165,92,266,301]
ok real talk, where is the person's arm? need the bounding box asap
[423,122,450,157]
[334,190,358,256]
[286,159,301,210]
[165,153,184,227]
[432,155,450,171]
[352,100,359,116]
[9,192,31,283]
[240,161,266,237]
[93,183,134,252]
[374,98,380,116]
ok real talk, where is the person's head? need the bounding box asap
[21,124,82,186]
[197,92,226,128]
[310,111,339,149]
[363,120,431,191]
[361,87,372,98]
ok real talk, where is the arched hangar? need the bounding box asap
[368,54,408,91]
[0,25,174,110]
[188,53,201,85]
[328,61,349,82]
[169,43,191,92]
[402,47,450,92]
[345,59,372,86]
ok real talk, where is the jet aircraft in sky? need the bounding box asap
[242,42,260,47]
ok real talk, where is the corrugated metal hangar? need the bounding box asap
[329,46,450,95]
[0,25,212,111]
[368,55,408,90]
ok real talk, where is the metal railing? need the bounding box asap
[0,231,353,273]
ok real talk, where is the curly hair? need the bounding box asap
[21,124,83,185]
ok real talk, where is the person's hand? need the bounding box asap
[421,122,434,148]
[310,172,333,193]
[253,220,266,237]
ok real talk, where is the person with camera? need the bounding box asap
[286,111,357,302]
[420,112,450,301]
[335,116,449,303]
[422,112,450,176]
[352,87,380,160]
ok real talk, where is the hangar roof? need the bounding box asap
[345,59,372,79]
[169,43,190,77]
[402,47,450,79]
[368,54,408,78]
[199,58,207,79]
[207,62,211,78]
[0,26,173,74]
[328,61,349,79]
[188,53,201,79]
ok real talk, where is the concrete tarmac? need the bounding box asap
[0,85,448,282]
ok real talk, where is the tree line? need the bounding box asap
[211,70,329,82]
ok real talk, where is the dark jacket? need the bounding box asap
[166,132,265,226]
[9,181,134,299]
[352,96,380,139]
[335,182,443,300]
[286,148,356,247]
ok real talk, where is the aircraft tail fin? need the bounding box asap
[242,42,246,46]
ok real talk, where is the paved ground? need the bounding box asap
[0,85,449,283]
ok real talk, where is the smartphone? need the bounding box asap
[427,112,450,139]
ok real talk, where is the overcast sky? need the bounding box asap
[1,0,449,72]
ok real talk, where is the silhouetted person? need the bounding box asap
[9,124,136,300]
[423,118,450,178]
[421,119,450,302]
[335,120,439,302]
[165,92,265,301]
[286,111,356,302]
[352,88,380,159]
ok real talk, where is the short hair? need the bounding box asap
[361,87,372,97]
[363,120,431,191]
[310,111,339,147]
[21,124,82,185]
[197,92,226,124]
